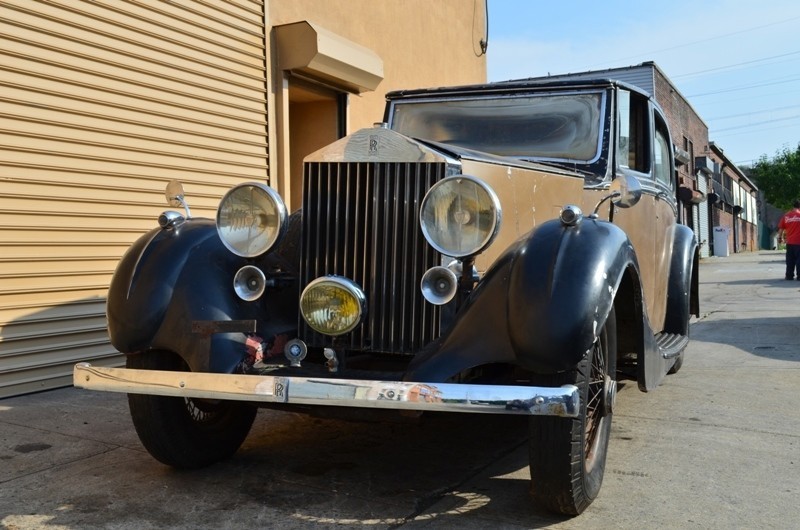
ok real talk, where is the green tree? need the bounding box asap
[749,144,800,210]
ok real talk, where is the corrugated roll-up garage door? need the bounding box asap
[0,0,268,398]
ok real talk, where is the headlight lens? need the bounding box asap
[300,277,366,336]
[216,182,287,257]
[420,175,501,257]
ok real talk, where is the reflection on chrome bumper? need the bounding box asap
[73,363,579,417]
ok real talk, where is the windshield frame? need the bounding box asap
[387,89,611,178]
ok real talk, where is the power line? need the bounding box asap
[672,50,800,79]
[687,76,800,97]
[712,121,800,139]
[582,15,800,70]
[705,104,800,122]
[712,114,800,133]
[694,88,800,106]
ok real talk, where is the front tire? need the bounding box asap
[127,350,257,469]
[528,307,617,515]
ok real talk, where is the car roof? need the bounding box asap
[385,77,650,101]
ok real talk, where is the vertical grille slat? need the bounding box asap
[325,164,334,273]
[420,165,435,345]
[300,161,446,354]
[398,164,411,343]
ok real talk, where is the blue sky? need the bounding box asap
[486,0,800,166]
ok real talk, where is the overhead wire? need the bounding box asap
[687,76,800,98]
[581,15,800,70]
[705,103,800,122]
[671,50,800,79]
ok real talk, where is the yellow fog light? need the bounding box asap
[300,276,366,336]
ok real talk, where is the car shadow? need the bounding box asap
[703,277,800,286]
[232,411,572,527]
[690,315,800,362]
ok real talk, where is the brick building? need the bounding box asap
[519,62,758,258]
[707,143,759,254]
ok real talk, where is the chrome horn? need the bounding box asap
[233,265,266,301]
[420,266,458,305]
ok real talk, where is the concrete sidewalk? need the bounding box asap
[1,251,798,529]
[411,250,800,529]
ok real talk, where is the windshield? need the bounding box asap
[389,91,605,164]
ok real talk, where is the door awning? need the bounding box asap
[275,21,384,94]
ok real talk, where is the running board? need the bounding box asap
[656,332,689,359]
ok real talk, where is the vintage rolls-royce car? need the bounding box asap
[74,78,698,515]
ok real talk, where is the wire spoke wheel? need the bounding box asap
[529,307,617,515]
[584,338,607,468]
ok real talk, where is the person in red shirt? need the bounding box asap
[777,199,800,279]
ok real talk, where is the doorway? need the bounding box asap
[287,79,346,211]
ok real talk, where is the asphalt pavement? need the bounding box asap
[1,250,798,529]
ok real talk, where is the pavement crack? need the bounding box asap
[692,309,723,322]
[615,413,800,439]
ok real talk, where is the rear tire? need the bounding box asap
[529,307,617,515]
[127,351,257,469]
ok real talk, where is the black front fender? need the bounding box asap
[107,218,298,374]
[507,217,640,371]
[107,219,220,354]
[407,217,646,381]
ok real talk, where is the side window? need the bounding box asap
[654,119,673,188]
[617,90,649,173]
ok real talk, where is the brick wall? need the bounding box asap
[653,68,709,192]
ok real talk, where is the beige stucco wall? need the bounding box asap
[0,0,485,398]
[268,0,487,130]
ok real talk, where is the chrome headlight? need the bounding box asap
[300,276,366,336]
[419,175,501,257]
[216,183,287,257]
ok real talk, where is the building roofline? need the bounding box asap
[710,142,758,190]
[505,61,709,130]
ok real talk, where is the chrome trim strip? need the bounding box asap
[73,363,579,417]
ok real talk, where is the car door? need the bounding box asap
[608,89,676,332]
[649,109,678,331]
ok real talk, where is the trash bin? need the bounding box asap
[713,226,730,257]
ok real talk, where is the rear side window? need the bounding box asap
[617,90,650,173]
[654,120,673,188]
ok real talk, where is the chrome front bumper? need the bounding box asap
[73,363,580,417]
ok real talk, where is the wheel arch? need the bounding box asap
[663,223,699,335]
[406,217,654,382]
[506,217,645,373]
[109,216,301,375]
[611,263,647,366]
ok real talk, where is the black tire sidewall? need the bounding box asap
[528,307,617,515]
[126,351,257,469]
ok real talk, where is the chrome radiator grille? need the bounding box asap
[300,161,446,354]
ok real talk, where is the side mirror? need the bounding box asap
[610,174,642,209]
[166,180,185,207]
[591,175,642,218]
[165,180,192,218]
